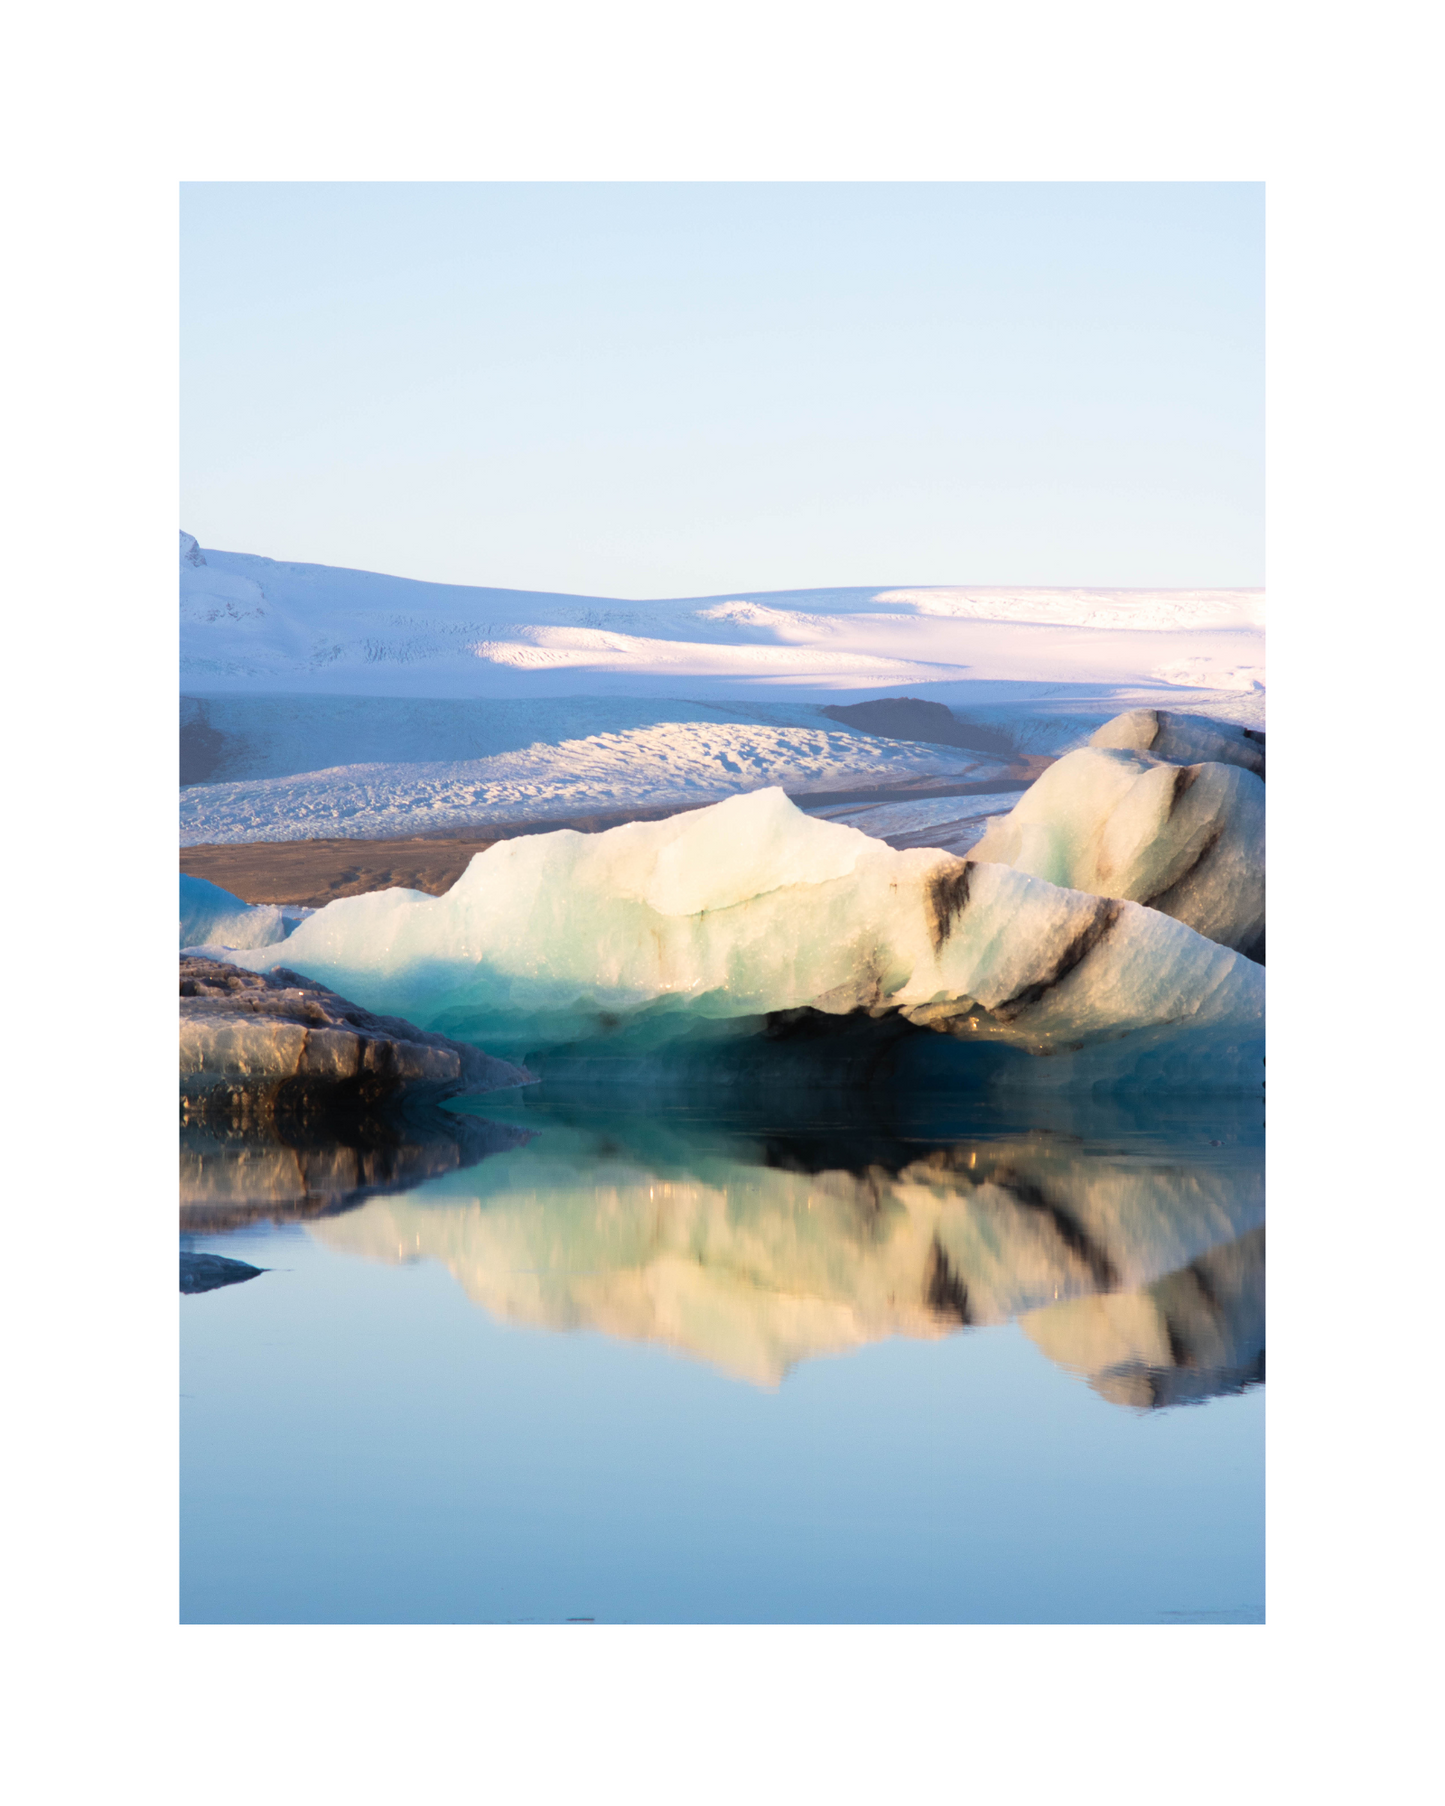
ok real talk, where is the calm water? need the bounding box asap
[180,1088,1264,1623]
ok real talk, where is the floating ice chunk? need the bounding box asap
[970,747,1265,960]
[180,872,310,952]
[221,788,1263,1082]
[1089,708,1265,777]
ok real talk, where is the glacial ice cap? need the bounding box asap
[970,745,1265,960]
[223,787,1263,1083]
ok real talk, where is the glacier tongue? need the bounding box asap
[221,787,1263,1083]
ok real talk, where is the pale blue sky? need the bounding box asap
[181,183,1263,597]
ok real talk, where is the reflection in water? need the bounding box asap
[179,1108,533,1233]
[260,1096,1267,1404]
[1019,1226,1264,1407]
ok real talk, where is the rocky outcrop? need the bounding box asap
[180,956,533,1128]
[179,1250,264,1294]
[819,695,1019,756]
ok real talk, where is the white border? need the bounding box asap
[8,0,1436,1796]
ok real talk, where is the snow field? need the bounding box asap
[180,535,1264,706]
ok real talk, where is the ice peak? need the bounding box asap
[180,530,206,568]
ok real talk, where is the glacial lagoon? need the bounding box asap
[180,1086,1263,1623]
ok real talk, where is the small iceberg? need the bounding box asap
[180,872,311,953]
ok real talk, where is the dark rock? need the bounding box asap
[180,1251,265,1294]
[180,956,534,1129]
[819,696,1017,755]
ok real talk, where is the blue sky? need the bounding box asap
[181,183,1263,597]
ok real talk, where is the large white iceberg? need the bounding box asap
[969,745,1265,959]
[224,787,1263,1086]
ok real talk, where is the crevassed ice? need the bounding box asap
[970,746,1265,960]
[223,788,1263,1078]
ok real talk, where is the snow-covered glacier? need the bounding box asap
[179,533,1264,707]
[969,744,1265,960]
[223,787,1263,1089]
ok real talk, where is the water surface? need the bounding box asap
[180,1089,1264,1623]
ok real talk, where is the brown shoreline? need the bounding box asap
[179,767,1048,908]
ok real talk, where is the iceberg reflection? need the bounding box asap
[294,1100,1264,1402]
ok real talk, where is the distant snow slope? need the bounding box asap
[180,532,1264,845]
[181,533,1263,706]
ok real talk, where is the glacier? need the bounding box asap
[180,534,1266,851]
[222,786,1264,1089]
[969,744,1265,959]
[177,728,1010,847]
[180,872,311,952]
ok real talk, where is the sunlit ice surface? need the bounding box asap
[180,1083,1263,1623]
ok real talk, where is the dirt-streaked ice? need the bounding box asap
[970,747,1266,958]
[222,788,1263,1085]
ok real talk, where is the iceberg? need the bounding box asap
[1089,708,1265,778]
[180,872,310,952]
[224,787,1263,1088]
[969,745,1265,960]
